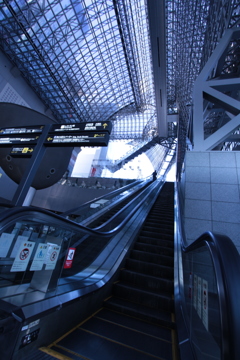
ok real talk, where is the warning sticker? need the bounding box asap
[10,240,35,272]
[45,244,60,270]
[30,243,48,271]
[64,248,76,269]
[197,276,202,318]
[202,279,208,330]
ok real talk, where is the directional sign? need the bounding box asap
[0,125,44,134]
[10,147,35,157]
[52,121,112,134]
[45,132,109,146]
[0,136,39,146]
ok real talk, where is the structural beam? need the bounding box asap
[147,0,168,137]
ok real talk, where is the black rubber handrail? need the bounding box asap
[184,231,240,360]
[175,182,240,360]
[0,178,161,238]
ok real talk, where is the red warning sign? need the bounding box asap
[64,248,76,269]
[19,248,30,260]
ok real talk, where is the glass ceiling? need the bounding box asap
[0,0,156,141]
[1,0,239,178]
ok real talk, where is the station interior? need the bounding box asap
[0,1,239,359]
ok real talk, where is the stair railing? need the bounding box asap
[174,181,240,360]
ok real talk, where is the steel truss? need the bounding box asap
[193,28,240,151]
[166,0,240,175]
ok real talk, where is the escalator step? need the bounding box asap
[21,348,57,360]
[53,326,170,360]
[134,242,174,256]
[126,258,173,279]
[142,226,173,235]
[130,249,173,266]
[112,283,174,312]
[139,232,173,242]
[120,269,174,293]
[104,296,174,329]
[137,234,173,248]
[79,316,173,359]
[41,346,79,360]
[147,216,173,221]
[143,221,173,228]
[96,308,172,341]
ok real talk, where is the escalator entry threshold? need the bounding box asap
[39,306,174,360]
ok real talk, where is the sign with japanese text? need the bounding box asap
[45,243,61,270]
[0,233,15,257]
[30,243,49,271]
[10,240,35,272]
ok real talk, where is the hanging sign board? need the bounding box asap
[10,240,35,272]
[30,243,49,271]
[0,122,112,148]
[10,147,35,157]
[52,121,112,134]
[45,132,109,147]
[45,243,61,270]
[0,135,39,146]
[64,248,76,269]
[0,126,44,135]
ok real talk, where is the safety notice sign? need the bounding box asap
[10,235,29,258]
[10,240,35,272]
[45,243,60,270]
[64,248,76,269]
[30,243,49,271]
[0,233,15,257]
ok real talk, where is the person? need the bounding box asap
[152,170,157,181]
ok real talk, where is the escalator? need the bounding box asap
[0,177,163,360]
[0,180,240,360]
[39,182,178,360]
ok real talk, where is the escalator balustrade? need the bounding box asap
[40,183,179,360]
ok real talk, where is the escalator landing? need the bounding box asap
[40,307,174,360]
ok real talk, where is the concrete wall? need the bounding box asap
[184,151,240,253]
[0,50,54,117]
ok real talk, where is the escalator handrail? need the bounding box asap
[90,178,157,231]
[0,179,161,238]
[185,231,240,360]
[175,182,240,360]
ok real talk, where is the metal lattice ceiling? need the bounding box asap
[0,0,156,141]
[0,0,239,174]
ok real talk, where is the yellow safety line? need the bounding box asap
[55,344,90,360]
[78,327,165,360]
[95,314,171,342]
[39,347,74,360]
[47,308,103,347]
[171,312,179,360]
